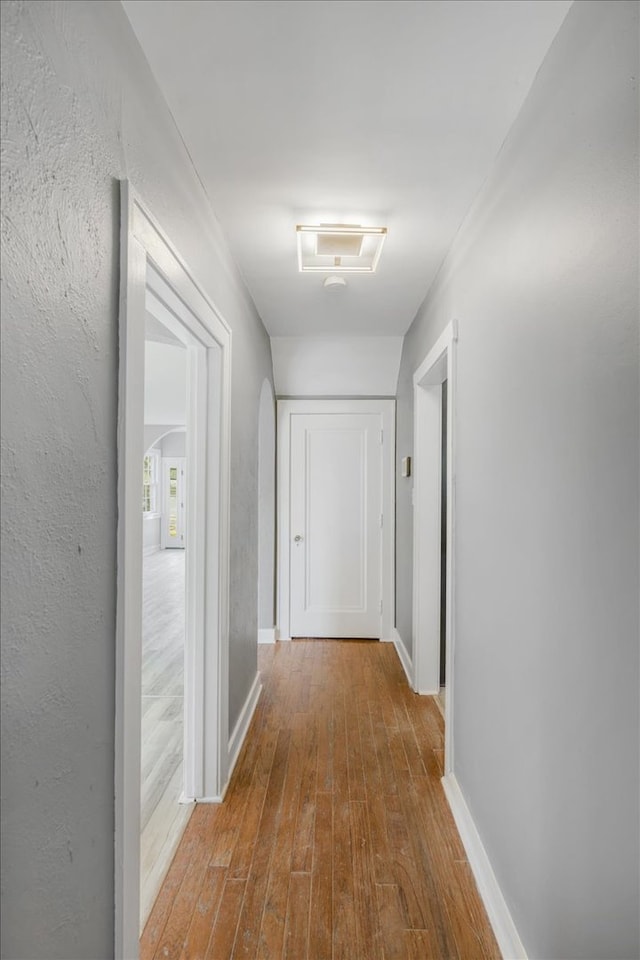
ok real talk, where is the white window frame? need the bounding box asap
[142,448,161,516]
[161,456,186,548]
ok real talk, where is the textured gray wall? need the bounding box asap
[0,2,272,957]
[395,2,639,957]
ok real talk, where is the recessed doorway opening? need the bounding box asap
[413,322,457,775]
[116,184,232,959]
[140,311,189,928]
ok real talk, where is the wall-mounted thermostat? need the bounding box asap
[401,456,411,478]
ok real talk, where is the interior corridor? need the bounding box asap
[140,640,499,960]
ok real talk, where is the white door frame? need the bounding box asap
[413,321,457,775]
[277,398,395,642]
[116,182,232,959]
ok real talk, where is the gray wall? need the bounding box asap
[161,431,186,459]
[395,2,639,957]
[0,2,273,957]
[143,514,161,552]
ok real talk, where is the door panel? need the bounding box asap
[290,412,382,638]
[163,458,186,549]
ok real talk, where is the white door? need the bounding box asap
[289,411,383,638]
[162,457,186,549]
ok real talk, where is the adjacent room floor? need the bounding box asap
[140,638,499,960]
[140,548,193,929]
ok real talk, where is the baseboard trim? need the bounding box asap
[442,773,527,960]
[392,627,413,688]
[143,544,161,557]
[258,627,279,644]
[226,671,262,788]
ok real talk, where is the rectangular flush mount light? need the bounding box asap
[296,223,387,273]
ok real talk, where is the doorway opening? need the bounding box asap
[116,184,232,959]
[413,322,456,775]
[140,307,190,928]
[439,378,448,717]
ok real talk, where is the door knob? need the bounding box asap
[294,534,304,543]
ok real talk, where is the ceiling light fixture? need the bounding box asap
[296,223,387,273]
[323,275,347,289]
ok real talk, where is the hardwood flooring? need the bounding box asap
[140,639,500,960]
[141,548,193,929]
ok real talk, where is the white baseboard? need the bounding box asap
[442,773,527,960]
[278,635,292,642]
[258,627,279,644]
[143,544,161,556]
[392,628,413,687]
[226,671,262,789]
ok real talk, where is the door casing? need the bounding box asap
[277,398,395,642]
[413,320,457,776]
[116,182,232,959]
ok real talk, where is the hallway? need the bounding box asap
[2,3,638,958]
[140,641,499,960]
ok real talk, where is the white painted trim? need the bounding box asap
[277,398,395,642]
[115,182,232,960]
[412,321,457,775]
[177,794,196,806]
[391,628,413,687]
[258,627,279,644]
[161,456,186,549]
[226,672,262,788]
[196,687,263,807]
[143,545,161,557]
[115,183,146,959]
[442,774,527,960]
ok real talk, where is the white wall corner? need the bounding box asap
[441,774,528,960]
[225,672,262,793]
[258,627,279,644]
[392,627,414,687]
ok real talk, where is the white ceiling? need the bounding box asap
[122,0,571,338]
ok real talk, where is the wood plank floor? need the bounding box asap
[140,639,500,960]
[141,548,193,929]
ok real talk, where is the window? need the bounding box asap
[142,450,160,514]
